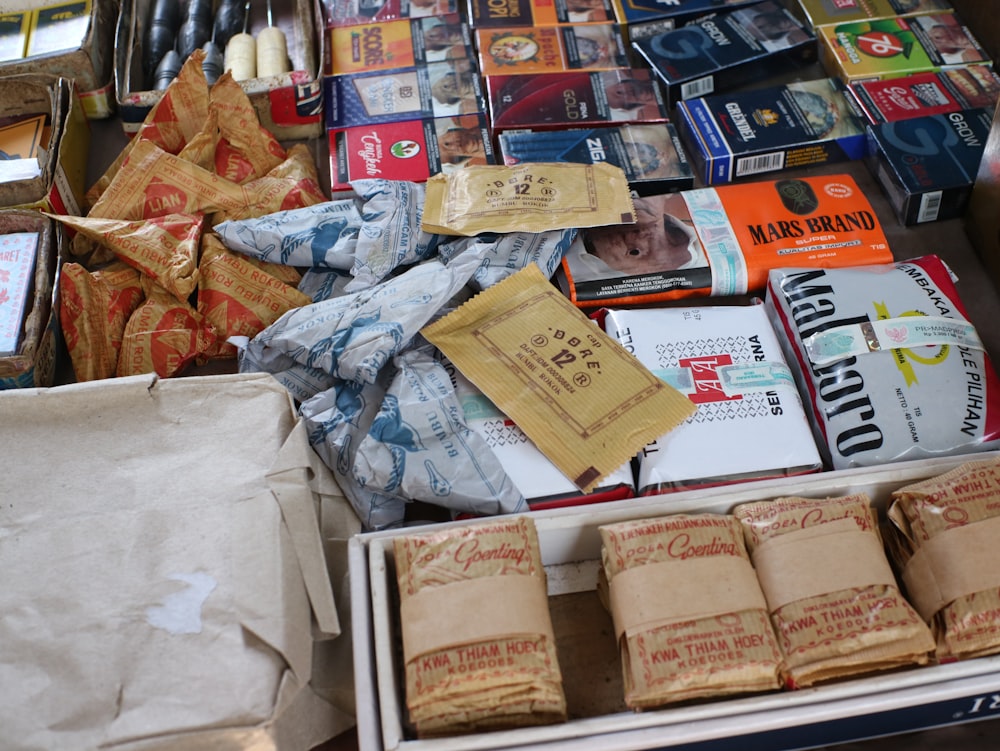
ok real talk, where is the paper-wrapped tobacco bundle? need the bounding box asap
[887,458,1000,661]
[599,514,783,709]
[393,517,566,737]
[734,494,935,688]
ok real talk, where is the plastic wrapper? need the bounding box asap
[733,494,935,688]
[59,262,144,381]
[887,458,1000,660]
[438,228,576,290]
[599,514,783,708]
[347,179,444,291]
[117,279,216,379]
[765,255,1000,469]
[240,253,480,387]
[48,212,204,302]
[215,200,364,270]
[301,345,525,529]
[392,517,566,736]
[197,235,312,360]
[298,268,353,302]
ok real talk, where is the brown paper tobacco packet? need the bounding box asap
[86,50,212,207]
[393,517,566,737]
[117,278,217,379]
[887,458,1000,661]
[599,514,783,709]
[47,212,203,302]
[88,137,327,225]
[733,494,935,688]
[423,264,695,493]
[59,262,144,381]
[421,162,636,236]
[197,234,311,361]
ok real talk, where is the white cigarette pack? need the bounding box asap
[603,304,823,493]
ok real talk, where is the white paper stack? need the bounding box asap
[0,231,38,356]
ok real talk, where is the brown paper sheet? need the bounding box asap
[751,520,899,612]
[608,557,767,640]
[422,264,695,492]
[902,515,1000,621]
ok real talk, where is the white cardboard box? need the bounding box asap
[350,451,1000,751]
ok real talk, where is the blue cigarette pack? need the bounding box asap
[611,0,762,43]
[676,77,868,184]
[866,107,992,224]
[497,122,694,195]
[325,59,486,129]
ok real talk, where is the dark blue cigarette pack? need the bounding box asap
[676,77,868,185]
[324,59,486,129]
[631,1,816,108]
[611,0,762,43]
[866,107,992,224]
[497,122,694,195]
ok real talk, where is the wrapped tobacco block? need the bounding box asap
[734,494,935,688]
[599,514,783,709]
[887,458,1000,661]
[393,517,566,737]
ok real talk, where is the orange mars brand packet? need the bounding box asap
[599,514,783,708]
[888,458,1000,660]
[734,494,935,688]
[393,517,566,736]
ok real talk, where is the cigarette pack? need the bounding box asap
[631,1,816,107]
[602,304,822,494]
[795,0,954,29]
[866,107,992,224]
[328,113,494,194]
[848,68,1000,124]
[321,0,458,27]
[556,173,893,309]
[486,67,669,132]
[676,77,868,185]
[0,11,29,62]
[474,22,630,76]
[0,231,38,356]
[818,13,992,85]
[611,0,762,43]
[325,59,486,129]
[497,122,694,196]
[467,0,616,28]
[25,0,91,58]
[325,14,473,75]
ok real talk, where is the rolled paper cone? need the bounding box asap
[224,33,257,80]
[256,26,290,77]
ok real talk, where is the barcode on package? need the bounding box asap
[918,191,943,223]
[681,76,714,99]
[735,152,785,177]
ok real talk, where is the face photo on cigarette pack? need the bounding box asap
[568,192,708,281]
[601,71,665,121]
[911,14,988,65]
[734,3,811,52]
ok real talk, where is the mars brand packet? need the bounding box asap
[486,67,669,132]
[325,14,473,75]
[498,122,694,196]
[676,77,868,185]
[765,255,1000,471]
[603,304,822,494]
[325,59,486,129]
[866,107,992,225]
[468,0,616,27]
[818,13,991,85]
[558,174,892,309]
[328,113,494,194]
[475,23,630,76]
[631,1,816,107]
[848,68,1000,124]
